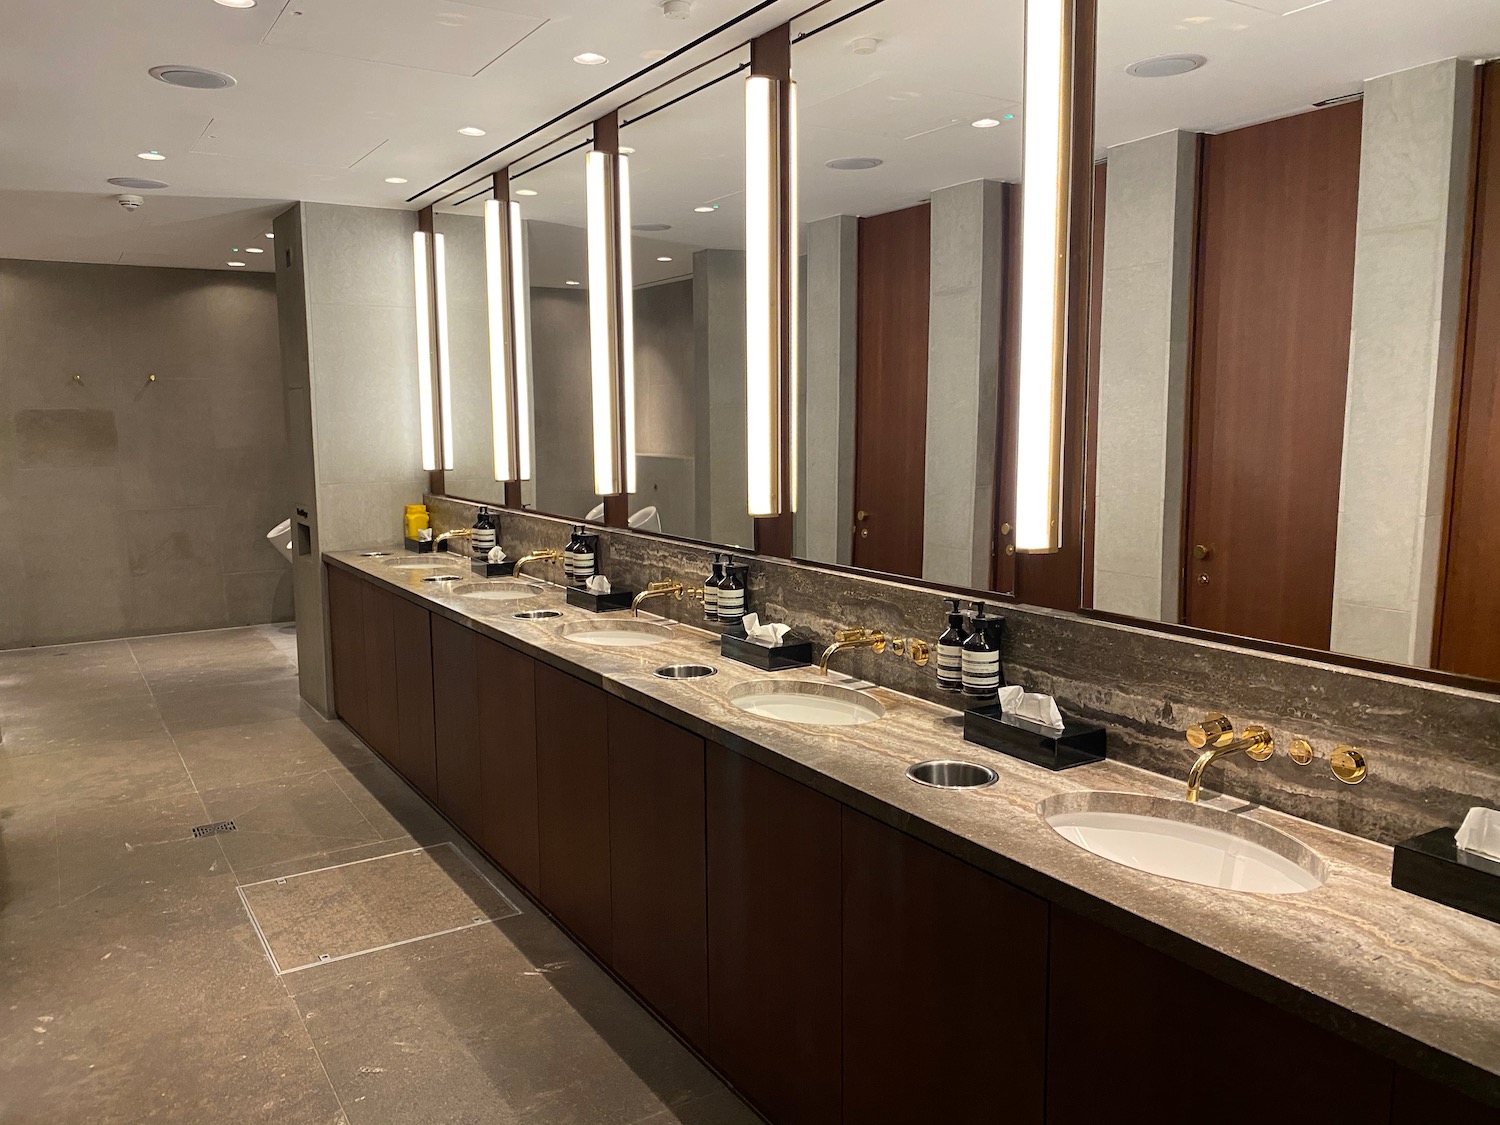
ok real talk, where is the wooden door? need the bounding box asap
[392,597,437,801]
[1184,104,1361,648]
[841,808,1048,1125]
[1047,910,1393,1125]
[476,635,540,896]
[1438,66,1500,681]
[431,615,483,841]
[606,700,708,1049]
[706,744,842,1125]
[359,581,399,764]
[533,664,612,960]
[326,565,367,737]
[853,203,930,578]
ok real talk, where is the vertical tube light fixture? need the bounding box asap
[787,80,800,515]
[618,154,637,495]
[745,73,783,518]
[1014,0,1073,552]
[586,149,622,495]
[412,230,438,472]
[509,201,533,482]
[484,198,515,481]
[432,231,455,471]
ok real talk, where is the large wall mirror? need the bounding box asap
[1085,0,1500,682]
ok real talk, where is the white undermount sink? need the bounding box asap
[449,581,544,603]
[728,680,885,726]
[555,620,673,648]
[1040,792,1327,894]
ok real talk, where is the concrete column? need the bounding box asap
[1331,59,1476,666]
[797,215,858,564]
[692,249,754,550]
[1091,131,1198,622]
[921,180,1005,588]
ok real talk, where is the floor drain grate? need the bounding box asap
[192,821,237,838]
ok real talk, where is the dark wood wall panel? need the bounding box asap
[853,203,931,579]
[431,614,483,840]
[391,597,437,801]
[1184,103,1362,649]
[1438,64,1500,681]
[326,565,367,736]
[360,582,399,762]
[477,636,540,896]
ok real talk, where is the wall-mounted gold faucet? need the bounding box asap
[817,630,931,676]
[1183,713,1274,802]
[434,528,472,552]
[632,580,704,617]
[514,548,563,580]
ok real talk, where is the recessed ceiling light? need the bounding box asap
[694,205,717,213]
[227,261,246,267]
[137,150,166,161]
[246,246,264,253]
[619,146,636,155]
[660,0,691,18]
[825,157,883,171]
[573,52,608,66]
[214,0,256,7]
[458,126,486,137]
[565,279,580,286]
[971,118,1002,129]
[149,64,236,90]
[515,188,538,196]
[634,223,671,232]
[265,232,274,238]
[385,176,408,184]
[108,176,169,190]
[656,256,673,262]
[1126,54,1207,79]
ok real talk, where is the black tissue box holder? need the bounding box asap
[962,703,1107,771]
[1391,827,1500,925]
[403,537,436,554]
[720,628,815,672]
[472,558,515,578]
[566,586,636,613]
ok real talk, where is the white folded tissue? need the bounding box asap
[998,684,1065,731]
[741,613,791,646]
[586,575,612,594]
[417,528,434,542]
[1456,807,1500,864]
[487,546,507,564]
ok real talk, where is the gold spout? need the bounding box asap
[818,629,887,676]
[434,528,472,552]
[514,548,562,580]
[632,580,683,617]
[1184,725,1274,803]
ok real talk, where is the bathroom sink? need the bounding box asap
[556,620,673,648]
[1039,792,1326,894]
[728,680,884,726]
[385,555,465,570]
[449,581,544,603]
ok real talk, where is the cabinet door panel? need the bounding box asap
[842,808,1048,1125]
[1392,1068,1500,1124]
[1046,909,1393,1125]
[707,745,841,1125]
[326,566,367,736]
[608,699,708,1049]
[431,615,483,840]
[534,664,612,960]
[391,598,437,800]
[359,581,399,763]
[477,635,540,896]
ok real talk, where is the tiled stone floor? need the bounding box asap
[0,624,760,1125]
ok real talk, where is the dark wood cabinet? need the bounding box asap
[1046,909,1393,1125]
[326,564,367,736]
[533,664,612,960]
[391,596,437,801]
[430,614,483,842]
[607,699,709,1050]
[359,581,399,764]
[841,807,1048,1125]
[1392,1068,1500,1124]
[706,744,842,1125]
[476,635,541,897]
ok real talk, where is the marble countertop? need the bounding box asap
[329,550,1500,1103]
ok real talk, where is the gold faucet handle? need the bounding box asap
[1186,713,1234,749]
[835,628,871,643]
[684,586,704,602]
[647,580,679,594]
[1241,724,1275,761]
[892,638,931,666]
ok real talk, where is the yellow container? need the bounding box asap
[404,504,429,539]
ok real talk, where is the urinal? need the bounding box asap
[266,518,294,564]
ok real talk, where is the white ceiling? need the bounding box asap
[2,0,1499,272]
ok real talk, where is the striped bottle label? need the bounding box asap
[936,643,964,690]
[717,587,744,624]
[573,549,595,580]
[563,548,575,580]
[703,586,719,620]
[471,529,495,556]
[962,649,1000,697]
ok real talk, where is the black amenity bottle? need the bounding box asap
[936,598,968,692]
[703,553,724,622]
[471,506,496,558]
[961,602,1000,701]
[717,557,745,629]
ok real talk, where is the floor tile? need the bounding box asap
[0,802,59,918]
[174,715,375,790]
[328,759,455,845]
[0,736,194,812]
[200,770,385,876]
[54,790,223,905]
[154,676,316,736]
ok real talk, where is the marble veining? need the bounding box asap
[333,545,1500,1104]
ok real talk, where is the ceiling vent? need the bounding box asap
[149,65,237,90]
[107,177,170,190]
[1125,55,1206,79]
[826,157,883,171]
[633,223,673,232]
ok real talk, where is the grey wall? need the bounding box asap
[529,286,596,520]
[693,249,753,550]
[0,257,290,648]
[631,278,697,535]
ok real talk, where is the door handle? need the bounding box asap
[1193,544,1212,561]
[1000,522,1013,537]
[856,510,869,522]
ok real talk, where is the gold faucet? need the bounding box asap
[1183,714,1275,803]
[434,528,472,553]
[818,629,887,675]
[631,580,704,617]
[514,548,563,580]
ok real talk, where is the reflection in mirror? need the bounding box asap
[1086,0,1500,680]
[435,210,506,506]
[791,0,1032,596]
[617,50,754,547]
[510,128,605,523]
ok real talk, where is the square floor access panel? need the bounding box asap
[238,843,521,975]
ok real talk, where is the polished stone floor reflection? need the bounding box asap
[0,624,759,1125]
